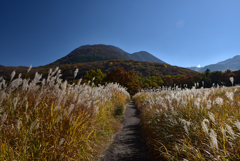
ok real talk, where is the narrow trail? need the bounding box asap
[98,100,151,161]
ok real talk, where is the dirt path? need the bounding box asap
[98,100,151,161]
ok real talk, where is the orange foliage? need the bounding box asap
[106,67,141,95]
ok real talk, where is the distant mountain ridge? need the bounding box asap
[217,55,240,69]
[49,44,165,65]
[109,45,165,63]
[188,55,240,72]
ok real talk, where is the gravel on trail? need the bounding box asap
[98,100,151,161]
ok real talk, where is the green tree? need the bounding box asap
[205,69,210,76]
[142,76,163,89]
[209,71,223,85]
[156,76,164,86]
[173,75,185,85]
[225,69,231,73]
[84,69,106,85]
[162,75,173,86]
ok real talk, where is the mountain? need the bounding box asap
[188,66,202,72]
[109,45,165,63]
[188,55,240,73]
[50,44,128,65]
[198,64,234,73]
[0,44,197,81]
[50,44,166,66]
[217,55,240,69]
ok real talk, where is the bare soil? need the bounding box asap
[98,100,151,161]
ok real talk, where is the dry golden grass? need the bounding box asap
[0,68,130,160]
[134,86,240,161]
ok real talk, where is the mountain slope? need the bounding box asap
[217,55,240,69]
[1,60,197,81]
[50,44,128,65]
[188,55,240,72]
[108,45,131,58]
[198,64,233,73]
[48,59,196,79]
[131,51,165,63]
[109,45,165,63]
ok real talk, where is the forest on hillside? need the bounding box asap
[0,61,238,95]
[0,59,196,81]
[81,67,239,95]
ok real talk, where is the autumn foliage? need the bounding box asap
[106,67,141,95]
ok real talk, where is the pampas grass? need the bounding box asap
[0,66,130,160]
[134,86,240,160]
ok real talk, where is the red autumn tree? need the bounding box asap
[106,67,141,95]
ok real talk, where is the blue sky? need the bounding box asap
[1,0,240,68]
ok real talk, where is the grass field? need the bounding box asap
[134,86,240,160]
[0,67,130,160]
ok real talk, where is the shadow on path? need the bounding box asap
[98,101,151,161]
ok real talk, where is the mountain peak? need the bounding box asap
[50,44,127,65]
[109,45,165,63]
[49,44,166,66]
[131,51,165,63]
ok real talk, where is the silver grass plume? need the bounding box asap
[207,100,212,109]
[202,119,209,135]
[179,118,191,135]
[13,95,19,110]
[10,71,16,81]
[215,97,223,107]
[208,112,215,123]
[58,138,65,149]
[229,77,234,86]
[25,102,28,112]
[17,119,22,131]
[67,104,75,118]
[1,113,8,124]
[30,118,39,133]
[52,67,59,76]
[210,129,218,150]
[27,64,32,73]
[55,116,62,124]
[0,91,6,103]
[225,92,234,104]
[48,68,52,76]
[225,123,235,139]
[220,125,226,139]
[74,68,79,78]
[235,121,240,131]
[8,78,23,92]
